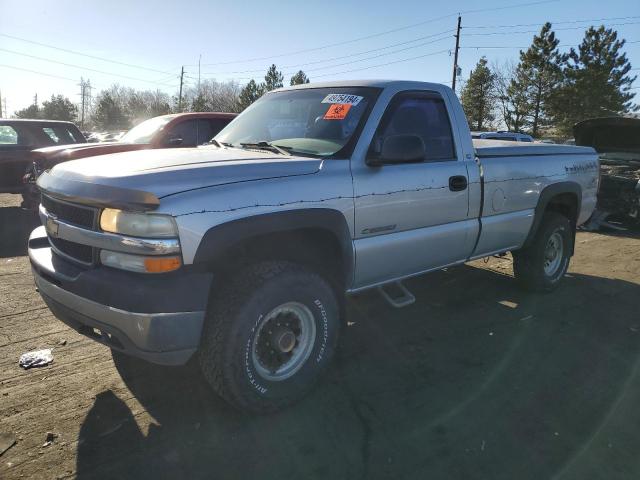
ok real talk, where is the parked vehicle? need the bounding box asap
[0,119,85,198]
[575,117,640,230]
[472,131,534,142]
[22,112,237,208]
[29,80,598,413]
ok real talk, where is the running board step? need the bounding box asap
[377,281,416,308]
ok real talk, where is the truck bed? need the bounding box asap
[474,139,595,158]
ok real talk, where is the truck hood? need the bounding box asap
[48,146,323,198]
[33,142,149,163]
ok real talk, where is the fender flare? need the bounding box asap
[193,208,354,285]
[523,181,582,250]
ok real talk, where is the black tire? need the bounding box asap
[199,261,340,414]
[513,212,573,292]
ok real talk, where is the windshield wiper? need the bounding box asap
[205,139,233,148]
[239,141,291,156]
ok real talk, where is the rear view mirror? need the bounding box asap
[367,134,425,166]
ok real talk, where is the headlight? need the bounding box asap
[100,208,177,238]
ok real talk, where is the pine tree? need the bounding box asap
[41,95,77,122]
[237,79,264,111]
[460,57,497,131]
[514,23,562,137]
[263,64,284,91]
[290,70,310,86]
[93,92,129,130]
[14,104,40,119]
[550,26,637,136]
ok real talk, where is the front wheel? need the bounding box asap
[513,212,573,292]
[199,261,340,413]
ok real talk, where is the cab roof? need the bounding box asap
[277,79,451,92]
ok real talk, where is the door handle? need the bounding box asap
[449,175,468,192]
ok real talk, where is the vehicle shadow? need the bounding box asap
[75,265,640,480]
[0,206,39,258]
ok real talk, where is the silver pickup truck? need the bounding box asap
[29,80,599,412]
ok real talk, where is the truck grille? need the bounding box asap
[41,195,97,230]
[50,237,94,264]
[42,195,98,265]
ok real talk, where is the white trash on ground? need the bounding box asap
[19,349,53,369]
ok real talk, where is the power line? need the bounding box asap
[0,47,178,87]
[461,39,640,49]
[311,48,451,79]
[463,21,640,36]
[0,63,78,82]
[195,0,558,66]
[203,33,455,77]
[0,32,175,75]
[465,15,640,29]
[202,29,456,75]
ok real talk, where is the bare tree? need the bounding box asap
[493,60,530,132]
[184,79,242,113]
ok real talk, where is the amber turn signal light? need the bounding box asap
[143,256,182,273]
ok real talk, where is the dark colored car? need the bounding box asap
[574,116,640,230]
[22,112,237,208]
[0,119,85,196]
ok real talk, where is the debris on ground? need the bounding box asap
[58,339,67,346]
[42,432,58,447]
[19,349,53,369]
[0,433,17,456]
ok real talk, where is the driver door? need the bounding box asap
[352,91,477,288]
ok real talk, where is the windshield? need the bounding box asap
[215,87,378,157]
[121,116,173,144]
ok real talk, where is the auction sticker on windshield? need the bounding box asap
[324,104,352,120]
[321,94,363,106]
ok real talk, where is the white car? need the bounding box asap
[472,131,534,142]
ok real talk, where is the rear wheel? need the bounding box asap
[199,261,340,413]
[513,212,572,292]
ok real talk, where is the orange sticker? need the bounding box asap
[324,103,352,120]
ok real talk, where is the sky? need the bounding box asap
[1,0,639,116]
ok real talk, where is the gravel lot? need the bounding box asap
[1,192,640,480]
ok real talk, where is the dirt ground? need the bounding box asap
[1,192,640,480]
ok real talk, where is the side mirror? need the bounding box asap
[166,135,183,146]
[367,134,425,166]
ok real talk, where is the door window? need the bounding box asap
[0,126,18,144]
[372,93,456,162]
[164,120,198,147]
[41,126,78,144]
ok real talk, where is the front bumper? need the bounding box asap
[29,226,212,366]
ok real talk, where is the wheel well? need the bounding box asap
[209,228,349,292]
[543,192,579,255]
[522,188,581,253]
[545,192,578,226]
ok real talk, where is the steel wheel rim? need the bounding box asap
[543,231,564,276]
[251,302,316,381]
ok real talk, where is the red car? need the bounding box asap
[23,112,236,207]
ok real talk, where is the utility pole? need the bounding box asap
[198,55,201,93]
[451,15,462,92]
[79,78,86,128]
[178,66,185,112]
[78,78,93,128]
